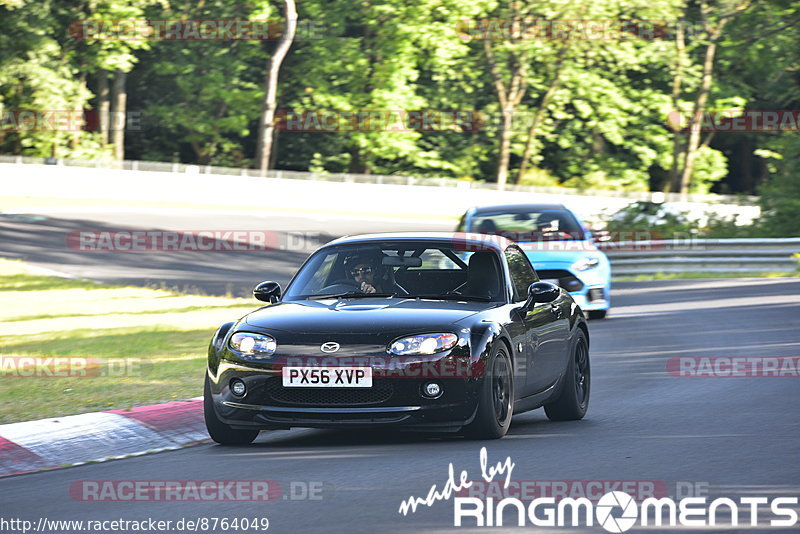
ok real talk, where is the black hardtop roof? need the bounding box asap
[322,232,513,251]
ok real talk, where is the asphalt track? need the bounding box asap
[1,208,799,533]
[0,208,447,296]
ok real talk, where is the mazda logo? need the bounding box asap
[320,342,340,353]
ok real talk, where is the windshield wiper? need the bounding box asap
[410,294,492,302]
[308,292,396,300]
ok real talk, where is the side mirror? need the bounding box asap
[521,281,560,311]
[254,281,281,303]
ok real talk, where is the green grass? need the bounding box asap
[0,259,259,424]
[613,271,800,281]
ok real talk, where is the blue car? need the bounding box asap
[456,203,611,319]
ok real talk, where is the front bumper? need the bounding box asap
[571,287,610,311]
[534,263,611,312]
[207,359,482,432]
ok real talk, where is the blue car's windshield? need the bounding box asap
[283,243,506,302]
[469,210,585,241]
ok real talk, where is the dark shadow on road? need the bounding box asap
[0,215,338,296]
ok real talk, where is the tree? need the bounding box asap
[110,70,126,159]
[255,0,296,172]
[126,0,266,166]
[516,46,565,183]
[480,3,529,189]
[677,0,750,194]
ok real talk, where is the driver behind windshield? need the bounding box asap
[344,253,386,294]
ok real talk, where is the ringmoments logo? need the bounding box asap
[596,491,637,532]
[398,449,799,531]
[453,491,799,530]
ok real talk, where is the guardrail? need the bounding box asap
[604,238,800,275]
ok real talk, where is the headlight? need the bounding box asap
[572,256,600,271]
[389,333,458,356]
[229,332,276,358]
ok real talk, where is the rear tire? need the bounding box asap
[463,344,514,440]
[204,375,259,445]
[588,310,607,320]
[544,330,590,421]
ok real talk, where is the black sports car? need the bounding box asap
[204,233,590,443]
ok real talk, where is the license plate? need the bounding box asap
[282,366,372,388]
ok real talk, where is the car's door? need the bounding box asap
[505,246,569,395]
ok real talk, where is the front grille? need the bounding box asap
[536,270,584,292]
[264,378,394,406]
[258,413,409,424]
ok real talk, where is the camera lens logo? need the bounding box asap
[596,491,638,533]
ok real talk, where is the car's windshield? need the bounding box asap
[283,242,506,302]
[469,210,585,241]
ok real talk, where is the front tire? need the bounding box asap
[463,344,514,439]
[204,375,259,445]
[588,309,607,320]
[544,329,590,421]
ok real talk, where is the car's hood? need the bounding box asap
[244,298,489,335]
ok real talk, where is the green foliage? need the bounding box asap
[517,167,559,187]
[0,0,798,224]
[126,0,265,165]
[689,146,728,194]
[604,202,698,238]
[0,0,158,158]
[757,150,800,237]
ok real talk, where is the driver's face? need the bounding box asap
[350,262,376,284]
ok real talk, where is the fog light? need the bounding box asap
[230,379,246,397]
[423,382,442,399]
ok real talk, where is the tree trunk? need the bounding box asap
[111,70,127,161]
[255,0,297,172]
[678,0,750,194]
[666,20,686,193]
[268,128,280,170]
[482,3,526,190]
[348,145,369,174]
[73,72,87,150]
[516,71,562,184]
[679,35,721,195]
[97,71,110,145]
[496,111,514,189]
[483,39,526,190]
